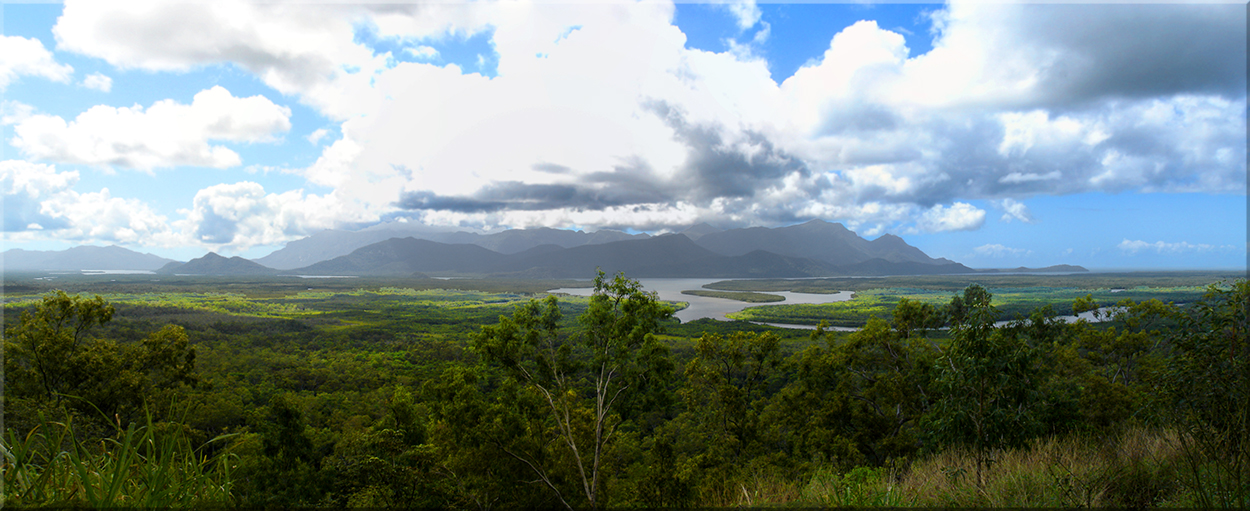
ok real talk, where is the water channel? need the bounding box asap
[550,277,1118,330]
[550,277,853,326]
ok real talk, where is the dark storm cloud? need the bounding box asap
[644,100,813,201]
[399,101,820,216]
[398,174,674,213]
[1014,4,1246,106]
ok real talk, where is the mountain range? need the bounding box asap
[1,245,175,271]
[1,220,1088,277]
[254,221,648,270]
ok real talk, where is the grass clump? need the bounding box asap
[891,428,1183,507]
[2,413,236,508]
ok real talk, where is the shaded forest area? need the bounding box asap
[2,271,1247,508]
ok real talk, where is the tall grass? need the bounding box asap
[1,413,236,507]
[796,428,1192,508]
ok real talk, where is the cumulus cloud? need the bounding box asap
[0,35,73,91]
[1118,239,1237,254]
[54,0,376,98]
[10,86,291,170]
[973,243,1031,258]
[917,202,986,232]
[81,72,112,92]
[993,198,1035,223]
[1,160,77,232]
[176,181,376,249]
[0,160,174,244]
[44,1,1248,238]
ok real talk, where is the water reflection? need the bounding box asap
[549,278,852,324]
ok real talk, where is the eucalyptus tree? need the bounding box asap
[474,271,673,509]
[924,284,1042,487]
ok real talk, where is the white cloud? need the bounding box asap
[973,243,1031,258]
[176,181,375,249]
[1118,239,1236,254]
[54,0,376,98]
[0,35,73,91]
[11,86,291,170]
[81,72,112,92]
[44,1,1247,235]
[719,0,762,31]
[405,46,439,60]
[1,101,36,125]
[0,160,174,244]
[917,202,986,232]
[307,128,330,145]
[993,198,1036,223]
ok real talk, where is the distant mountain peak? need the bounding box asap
[1,245,176,271]
[679,222,723,240]
[157,251,274,275]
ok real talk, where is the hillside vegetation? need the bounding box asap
[2,272,1246,508]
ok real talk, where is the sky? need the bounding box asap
[0,0,1246,270]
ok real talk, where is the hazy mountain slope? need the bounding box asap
[678,222,723,240]
[291,238,507,275]
[2,246,176,271]
[864,234,942,264]
[255,229,407,270]
[157,253,276,275]
[489,234,716,278]
[691,219,875,263]
[257,226,650,267]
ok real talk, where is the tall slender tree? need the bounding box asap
[474,270,672,509]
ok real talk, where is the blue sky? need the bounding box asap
[1,1,1245,269]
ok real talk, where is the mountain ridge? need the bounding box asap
[1,245,176,271]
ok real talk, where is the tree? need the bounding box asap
[772,310,937,470]
[474,270,673,509]
[1164,280,1249,508]
[681,331,783,462]
[924,284,1042,487]
[3,291,197,426]
[4,291,114,402]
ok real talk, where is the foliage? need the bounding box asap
[924,284,1043,487]
[682,331,783,463]
[1164,280,1250,508]
[473,270,673,509]
[680,289,785,302]
[1,412,236,507]
[3,274,1245,508]
[3,291,198,429]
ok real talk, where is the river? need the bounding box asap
[549,278,853,324]
[550,278,1120,331]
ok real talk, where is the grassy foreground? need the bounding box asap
[6,425,1230,508]
[701,428,1228,508]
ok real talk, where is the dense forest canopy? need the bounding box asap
[2,272,1246,508]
